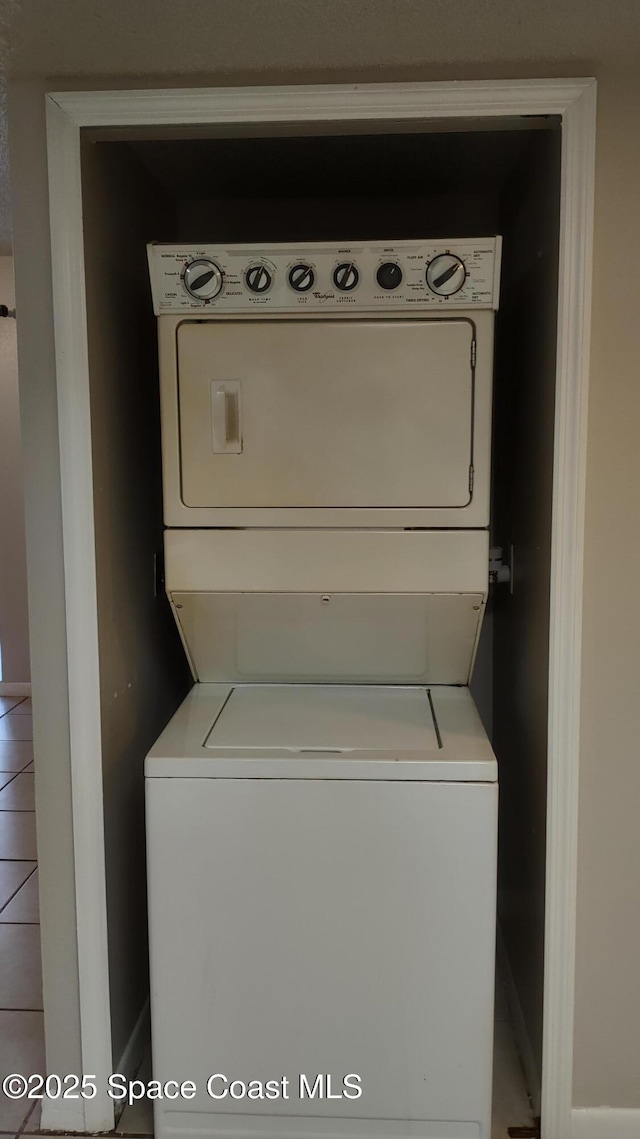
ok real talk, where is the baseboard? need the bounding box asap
[496,924,542,1116]
[572,1107,640,1137]
[116,996,151,1081]
[0,681,31,696]
[40,1089,86,1131]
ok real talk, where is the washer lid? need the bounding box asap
[145,683,497,781]
[204,685,439,752]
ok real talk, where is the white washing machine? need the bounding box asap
[146,238,501,1139]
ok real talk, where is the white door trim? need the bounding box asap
[45,77,596,1137]
[45,95,114,1133]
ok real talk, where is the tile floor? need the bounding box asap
[0,693,535,1138]
[0,695,45,1139]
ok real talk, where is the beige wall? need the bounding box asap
[573,63,640,1108]
[0,256,30,683]
[5,17,640,1117]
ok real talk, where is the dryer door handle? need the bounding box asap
[211,381,242,453]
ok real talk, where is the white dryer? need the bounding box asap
[145,238,502,1139]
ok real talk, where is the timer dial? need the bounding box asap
[183,258,223,300]
[376,262,403,291]
[245,264,273,294]
[426,253,466,296]
[333,262,359,292]
[288,263,315,292]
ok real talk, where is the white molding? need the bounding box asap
[496,925,541,1115]
[38,1092,86,1133]
[45,97,114,1134]
[542,78,597,1139]
[0,682,31,695]
[43,77,597,1139]
[572,1108,640,1138]
[49,78,593,127]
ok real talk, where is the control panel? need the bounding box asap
[148,237,502,315]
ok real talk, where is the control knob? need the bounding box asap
[183,258,223,301]
[376,261,403,291]
[333,262,359,292]
[288,263,315,292]
[245,264,273,294]
[426,253,466,296]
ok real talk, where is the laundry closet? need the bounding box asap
[79,118,560,1138]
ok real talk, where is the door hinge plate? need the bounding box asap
[470,338,477,367]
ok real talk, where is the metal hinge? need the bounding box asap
[470,338,477,367]
[469,465,474,495]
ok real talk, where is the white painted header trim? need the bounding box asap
[49,77,595,128]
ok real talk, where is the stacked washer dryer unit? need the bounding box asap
[146,237,502,1139]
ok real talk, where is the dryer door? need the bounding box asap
[176,318,475,509]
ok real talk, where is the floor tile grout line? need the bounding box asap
[0,772,23,792]
[0,763,34,776]
[0,698,28,720]
[0,864,38,915]
[16,1096,39,1139]
[0,773,35,808]
[0,921,40,925]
